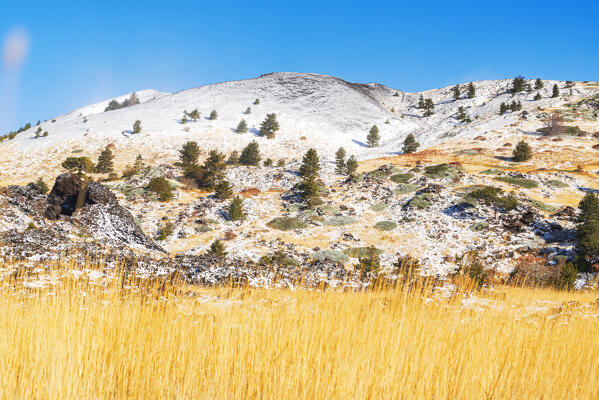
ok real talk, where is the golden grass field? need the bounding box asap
[0,261,598,399]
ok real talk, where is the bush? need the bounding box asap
[209,110,218,120]
[148,176,173,201]
[343,247,383,259]
[207,240,227,258]
[263,158,273,167]
[374,220,397,231]
[390,173,413,183]
[62,157,94,174]
[322,215,356,226]
[424,164,458,179]
[356,246,381,274]
[545,180,568,188]
[133,120,141,134]
[409,193,434,209]
[310,250,348,264]
[236,119,248,133]
[156,223,174,241]
[267,217,307,231]
[34,177,49,194]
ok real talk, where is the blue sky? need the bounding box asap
[1,0,597,133]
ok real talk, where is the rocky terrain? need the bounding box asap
[1,73,598,286]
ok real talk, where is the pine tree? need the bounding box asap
[402,133,420,154]
[245,107,251,114]
[299,148,320,178]
[259,113,279,139]
[576,192,599,270]
[417,95,425,109]
[512,76,526,93]
[35,177,49,194]
[199,150,227,189]
[499,102,508,115]
[254,98,260,105]
[227,151,240,165]
[133,154,144,172]
[239,140,261,166]
[133,120,141,134]
[423,99,435,116]
[552,84,559,98]
[300,177,322,208]
[535,78,544,90]
[209,110,218,120]
[188,109,200,121]
[512,140,532,162]
[128,92,139,106]
[179,141,200,168]
[236,119,248,133]
[534,92,542,101]
[345,156,358,177]
[263,158,273,167]
[452,85,461,101]
[277,159,286,168]
[96,146,115,173]
[335,147,346,174]
[214,180,233,200]
[228,196,246,221]
[42,131,48,137]
[207,240,227,258]
[456,106,467,121]
[367,125,380,147]
[467,82,476,98]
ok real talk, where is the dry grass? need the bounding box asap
[0,260,598,399]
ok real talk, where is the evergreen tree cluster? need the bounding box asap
[499,101,522,115]
[511,76,530,93]
[456,106,471,123]
[334,147,359,178]
[576,192,599,271]
[104,92,139,112]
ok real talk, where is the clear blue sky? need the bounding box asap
[1,0,597,133]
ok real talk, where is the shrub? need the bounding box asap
[374,221,397,231]
[236,119,248,133]
[424,164,457,179]
[311,250,349,264]
[207,240,227,258]
[263,158,273,167]
[34,177,49,194]
[133,120,141,134]
[179,141,200,168]
[267,217,307,231]
[390,173,413,183]
[156,223,174,241]
[277,159,286,168]
[356,246,381,274]
[409,193,434,209]
[259,250,297,267]
[322,215,356,226]
[244,107,251,114]
[148,176,173,201]
[253,98,259,105]
[545,180,568,188]
[343,247,383,259]
[209,110,218,120]
[62,157,94,174]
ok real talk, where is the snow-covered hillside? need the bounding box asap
[0,72,597,185]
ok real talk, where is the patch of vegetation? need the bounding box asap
[479,168,503,175]
[469,222,488,232]
[323,215,357,226]
[370,202,390,212]
[310,250,349,264]
[463,186,518,211]
[365,170,389,181]
[544,179,569,189]
[156,223,174,241]
[195,225,213,234]
[343,247,383,259]
[390,173,413,183]
[495,176,538,189]
[148,176,174,201]
[267,217,307,231]
[528,198,558,213]
[317,205,340,215]
[409,193,434,209]
[424,164,458,179]
[259,251,297,266]
[393,184,420,196]
[374,221,397,231]
[454,149,479,156]
[536,125,586,136]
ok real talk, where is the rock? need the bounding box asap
[45,173,83,219]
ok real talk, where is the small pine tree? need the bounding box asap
[227,151,240,165]
[128,92,139,106]
[417,95,425,109]
[552,84,559,98]
[228,196,245,221]
[239,140,261,166]
[254,98,260,105]
[534,92,542,101]
[35,177,49,194]
[534,78,544,90]
[467,82,475,98]
[259,113,279,139]
[367,125,380,148]
[512,75,526,93]
[245,107,251,114]
[133,154,144,172]
[402,133,420,154]
[299,148,320,178]
[209,110,218,120]
[179,141,200,168]
[300,177,322,208]
[263,158,273,167]
[236,119,248,133]
[181,115,187,124]
[423,98,435,116]
[133,120,141,134]
[214,180,233,200]
[576,192,599,270]
[96,146,115,173]
[207,240,227,258]
[42,131,48,137]
[512,140,532,162]
[499,102,508,115]
[346,156,358,177]
[452,85,461,100]
[188,109,200,121]
[199,150,226,189]
[456,106,467,121]
[335,147,346,174]
[277,159,286,168]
